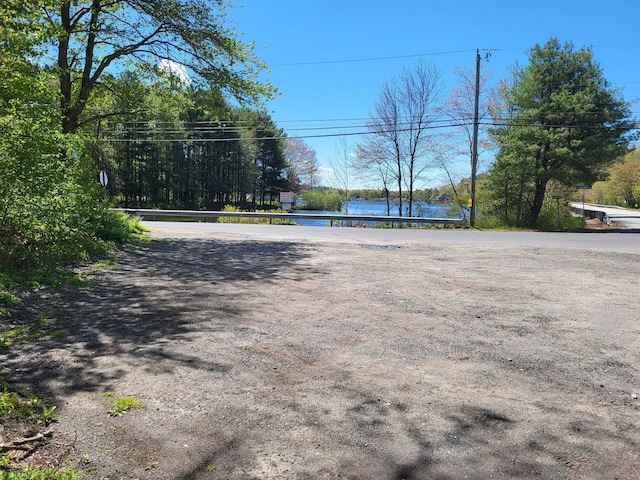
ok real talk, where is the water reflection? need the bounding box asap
[293,201,462,227]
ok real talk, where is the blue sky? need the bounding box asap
[229,1,640,188]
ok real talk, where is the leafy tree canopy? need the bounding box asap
[0,4,113,268]
[17,0,276,133]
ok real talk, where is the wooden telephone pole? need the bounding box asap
[470,50,481,227]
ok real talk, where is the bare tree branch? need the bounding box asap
[362,60,443,216]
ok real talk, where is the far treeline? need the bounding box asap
[293,187,441,212]
[1,0,639,277]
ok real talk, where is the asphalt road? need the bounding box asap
[143,221,640,255]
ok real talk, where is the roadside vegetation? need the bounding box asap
[0,377,79,480]
[1,0,280,473]
[293,188,439,212]
[294,190,344,211]
[217,205,296,225]
[591,148,640,208]
[484,39,635,227]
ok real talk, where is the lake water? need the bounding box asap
[294,201,463,227]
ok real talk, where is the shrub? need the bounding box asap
[96,210,149,244]
[217,205,294,225]
[296,191,342,211]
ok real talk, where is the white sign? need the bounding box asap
[99,170,108,187]
[280,191,294,203]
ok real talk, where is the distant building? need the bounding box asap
[433,193,454,204]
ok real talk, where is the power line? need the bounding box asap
[268,44,640,68]
[100,119,640,144]
[271,49,480,67]
[101,122,466,143]
[99,110,640,137]
[100,117,462,135]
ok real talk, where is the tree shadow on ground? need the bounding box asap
[1,238,314,402]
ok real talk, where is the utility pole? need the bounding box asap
[470,49,481,227]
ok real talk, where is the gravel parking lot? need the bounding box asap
[3,224,639,479]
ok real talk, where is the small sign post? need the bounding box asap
[576,185,591,217]
[552,194,562,229]
[99,170,108,187]
[280,191,294,212]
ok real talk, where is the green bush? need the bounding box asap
[0,177,146,270]
[535,201,585,231]
[217,205,294,225]
[0,119,113,268]
[296,191,342,211]
[0,42,146,271]
[474,215,507,230]
[96,211,149,244]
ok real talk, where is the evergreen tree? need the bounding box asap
[488,38,635,225]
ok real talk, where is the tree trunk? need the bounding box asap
[408,162,414,217]
[58,2,74,134]
[530,179,548,224]
[384,188,391,216]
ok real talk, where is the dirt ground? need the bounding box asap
[2,225,639,479]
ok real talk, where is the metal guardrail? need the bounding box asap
[114,208,466,227]
[569,205,609,222]
[570,204,640,227]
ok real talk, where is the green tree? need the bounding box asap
[234,109,288,207]
[33,0,275,134]
[0,1,109,268]
[606,148,640,208]
[488,38,635,226]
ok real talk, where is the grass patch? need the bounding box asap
[0,268,88,293]
[94,257,118,271]
[48,330,68,339]
[0,291,21,308]
[217,205,296,225]
[65,273,90,288]
[0,466,80,479]
[107,396,144,417]
[0,378,57,426]
[0,314,49,349]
